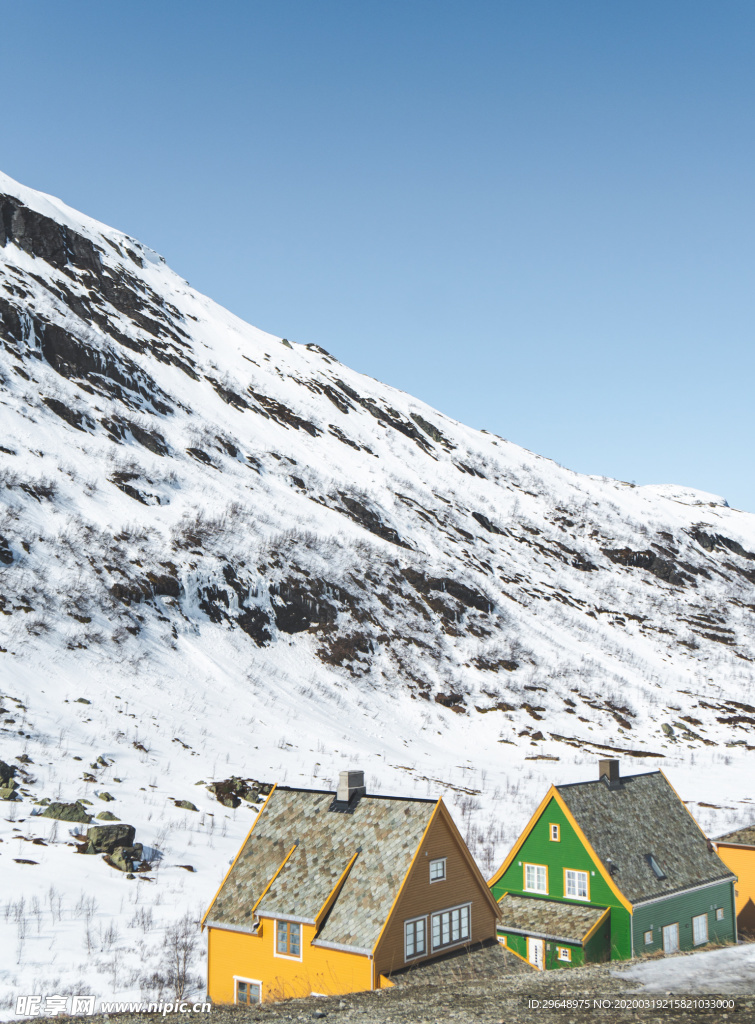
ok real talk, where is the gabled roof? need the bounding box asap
[497,892,607,944]
[715,823,755,847]
[203,785,437,952]
[556,770,733,904]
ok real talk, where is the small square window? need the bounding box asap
[557,947,571,961]
[429,858,446,882]
[716,908,725,921]
[550,824,560,842]
[644,929,653,945]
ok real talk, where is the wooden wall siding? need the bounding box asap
[207,922,372,1004]
[545,940,583,970]
[715,845,755,933]
[501,932,527,961]
[490,796,632,960]
[583,913,611,964]
[374,806,497,978]
[631,880,737,956]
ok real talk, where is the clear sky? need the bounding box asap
[2,1,753,511]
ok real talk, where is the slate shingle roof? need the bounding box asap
[205,786,436,952]
[497,893,606,943]
[556,771,734,905]
[715,823,755,847]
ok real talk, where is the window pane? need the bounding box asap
[237,983,247,1003]
[417,919,426,953]
[276,923,288,953]
[442,912,450,945]
[405,922,415,957]
[537,867,547,891]
[249,985,260,1004]
[451,909,460,942]
[290,922,300,955]
[460,906,469,939]
[432,914,440,947]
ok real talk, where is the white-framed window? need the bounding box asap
[431,903,471,951]
[524,863,548,894]
[557,946,571,962]
[716,907,725,921]
[550,824,560,842]
[404,916,427,960]
[429,857,446,883]
[565,869,589,901]
[235,977,262,1004]
[692,913,709,946]
[275,920,302,959]
[643,929,653,945]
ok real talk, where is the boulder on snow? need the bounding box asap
[110,843,144,872]
[84,823,135,854]
[0,759,15,786]
[97,791,115,802]
[41,801,92,823]
[174,799,198,811]
[0,786,21,802]
[96,811,120,821]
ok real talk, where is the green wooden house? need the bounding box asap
[489,760,737,969]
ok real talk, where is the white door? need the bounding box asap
[527,937,545,970]
[662,923,679,954]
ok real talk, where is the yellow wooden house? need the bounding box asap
[201,770,501,1004]
[713,824,755,935]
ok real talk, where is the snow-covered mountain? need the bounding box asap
[1,170,754,1008]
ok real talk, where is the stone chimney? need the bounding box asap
[599,759,620,788]
[337,770,366,804]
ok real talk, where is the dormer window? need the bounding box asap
[645,854,666,880]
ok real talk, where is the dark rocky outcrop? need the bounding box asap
[602,548,691,587]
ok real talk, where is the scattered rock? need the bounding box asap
[97,792,115,802]
[41,801,92,823]
[109,843,143,872]
[207,777,270,808]
[174,799,198,811]
[84,823,135,854]
[96,811,120,821]
[75,697,91,704]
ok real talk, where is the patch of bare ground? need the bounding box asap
[32,943,755,1024]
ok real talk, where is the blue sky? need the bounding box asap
[2,1,754,510]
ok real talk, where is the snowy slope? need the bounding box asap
[1,170,755,1009]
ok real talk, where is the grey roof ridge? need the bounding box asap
[497,925,587,946]
[311,937,373,956]
[555,769,661,791]
[274,784,436,803]
[713,824,755,845]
